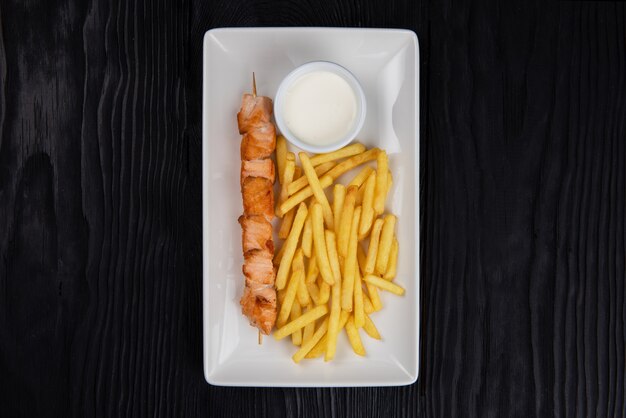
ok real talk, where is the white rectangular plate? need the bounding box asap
[203,27,419,387]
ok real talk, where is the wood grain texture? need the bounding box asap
[0,0,624,417]
[421,2,626,417]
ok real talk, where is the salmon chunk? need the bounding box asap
[238,215,274,253]
[241,159,275,185]
[241,124,276,161]
[240,286,277,335]
[241,177,274,221]
[237,94,273,134]
[242,249,275,285]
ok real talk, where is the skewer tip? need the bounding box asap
[252,72,257,97]
[258,330,263,345]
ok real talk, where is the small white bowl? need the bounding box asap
[274,61,367,154]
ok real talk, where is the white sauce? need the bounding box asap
[283,71,357,146]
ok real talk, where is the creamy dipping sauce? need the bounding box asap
[283,71,357,146]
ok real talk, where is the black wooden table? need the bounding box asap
[1,1,625,417]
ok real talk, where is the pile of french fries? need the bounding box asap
[273,137,404,363]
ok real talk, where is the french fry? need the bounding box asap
[301,213,313,257]
[274,243,285,266]
[373,151,388,214]
[362,313,381,340]
[305,311,349,358]
[357,244,367,274]
[292,249,305,274]
[363,274,405,296]
[315,161,338,177]
[324,230,342,361]
[277,250,304,327]
[275,203,308,289]
[300,153,334,229]
[384,237,399,280]
[348,166,375,188]
[280,175,333,215]
[340,310,350,327]
[309,143,366,166]
[325,230,342,283]
[355,181,367,205]
[277,157,297,238]
[307,281,321,305]
[276,158,296,218]
[276,135,288,184]
[288,148,379,196]
[365,281,383,311]
[291,302,302,346]
[341,206,361,311]
[353,263,365,328]
[293,318,329,363]
[306,252,319,284]
[286,161,337,196]
[375,214,396,274]
[284,148,380,204]
[325,281,342,361]
[278,288,286,305]
[333,185,346,235]
[305,338,326,359]
[324,148,380,181]
[311,203,335,285]
[317,277,330,305]
[278,208,296,239]
[297,275,311,306]
[345,316,366,356]
[362,290,375,314]
[370,171,393,216]
[284,152,296,176]
[364,218,384,274]
[302,304,316,345]
[293,166,302,181]
[274,305,328,340]
[338,186,358,257]
[358,171,376,238]
[274,144,402,361]
[291,245,311,306]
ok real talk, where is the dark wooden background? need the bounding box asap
[0,0,624,417]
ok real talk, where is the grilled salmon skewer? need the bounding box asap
[237,74,277,337]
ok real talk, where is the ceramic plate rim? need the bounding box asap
[202,27,419,387]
